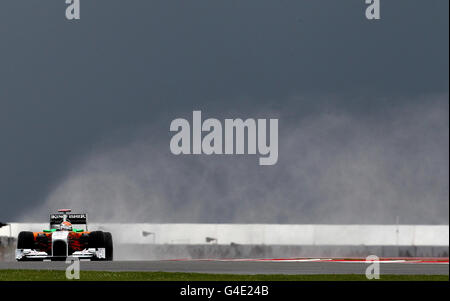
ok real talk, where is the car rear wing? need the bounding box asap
[50,213,88,230]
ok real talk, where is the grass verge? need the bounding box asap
[0,270,448,281]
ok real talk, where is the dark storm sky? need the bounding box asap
[0,0,448,222]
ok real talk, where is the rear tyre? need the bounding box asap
[104,232,113,261]
[17,231,34,249]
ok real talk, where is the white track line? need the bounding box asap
[166,258,449,264]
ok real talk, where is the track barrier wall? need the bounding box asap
[1,223,448,260]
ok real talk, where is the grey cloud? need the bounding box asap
[0,1,448,222]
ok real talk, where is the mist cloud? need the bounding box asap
[24,95,449,225]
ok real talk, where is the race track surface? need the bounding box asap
[0,259,448,275]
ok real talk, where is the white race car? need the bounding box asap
[16,209,113,261]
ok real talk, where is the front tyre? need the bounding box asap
[104,232,113,261]
[88,231,105,249]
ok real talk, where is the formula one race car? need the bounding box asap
[16,209,113,261]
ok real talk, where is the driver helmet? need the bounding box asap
[60,221,73,231]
